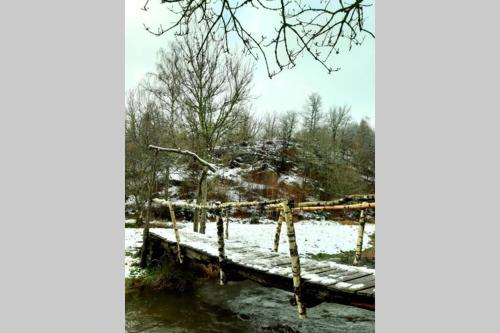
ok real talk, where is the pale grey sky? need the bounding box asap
[125,0,375,126]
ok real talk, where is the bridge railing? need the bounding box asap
[148,195,375,319]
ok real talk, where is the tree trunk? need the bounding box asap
[199,170,208,234]
[282,202,306,319]
[134,196,144,226]
[140,151,158,268]
[215,203,226,285]
[167,202,183,263]
[164,165,170,200]
[353,208,366,266]
[225,209,229,239]
[273,211,284,252]
[140,227,149,268]
[194,170,207,233]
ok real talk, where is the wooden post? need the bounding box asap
[147,237,153,266]
[140,201,151,267]
[353,208,367,266]
[215,202,227,285]
[139,227,150,269]
[140,150,158,268]
[225,209,229,239]
[167,202,183,263]
[199,173,208,234]
[273,211,284,252]
[164,164,170,200]
[282,202,306,319]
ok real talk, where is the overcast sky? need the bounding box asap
[125,1,375,126]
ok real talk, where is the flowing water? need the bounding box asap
[126,279,374,333]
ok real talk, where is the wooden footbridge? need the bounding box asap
[141,194,376,319]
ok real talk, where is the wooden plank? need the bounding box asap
[304,266,339,274]
[224,240,261,249]
[356,287,375,297]
[267,265,293,277]
[329,275,375,292]
[302,266,330,274]
[242,251,281,260]
[230,251,289,273]
[300,262,329,272]
[314,267,349,277]
[330,272,374,284]
[274,259,294,267]
[262,256,295,267]
[342,274,375,285]
[323,271,369,284]
[228,249,279,262]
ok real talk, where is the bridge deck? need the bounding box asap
[149,227,375,310]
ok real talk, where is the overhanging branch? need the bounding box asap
[142,0,375,78]
[148,144,217,172]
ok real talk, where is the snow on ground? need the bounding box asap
[278,174,304,186]
[212,166,244,182]
[124,219,375,278]
[170,167,189,181]
[125,229,143,278]
[225,189,240,201]
[168,185,180,196]
[125,195,136,206]
[193,219,375,255]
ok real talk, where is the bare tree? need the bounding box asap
[279,110,298,146]
[125,88,165,224]
[262,111,279,141]
[303,93,323,138]
[228,110,261,144]
[141,0,374,78]
[299,93,323,192]
[142,50,184,200]
[144,49,182,141]
[353,118,375,190]
[277,110,297,172]
[175,31,254,155]
[149,29,254,233]
[326,105,351,159]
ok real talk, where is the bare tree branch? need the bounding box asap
[148,144,217,172]
[142,0,374,78]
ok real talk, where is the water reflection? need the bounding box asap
[126,279,374,333]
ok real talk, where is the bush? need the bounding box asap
[126,261,195,293]
[249,216,260,224]
[368,232,375,248]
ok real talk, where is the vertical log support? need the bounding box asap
[199,169,208,234]
[273,211,284,252]
[225,209,229,239]
[140,226,150,268]
[167,202,183,263]
[193,207,199,233]
[140,203,151,268]
[215,202,227,285]
[140,150,158,268]
[282,201,306,319]
[353,207,367,266]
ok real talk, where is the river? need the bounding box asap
[126,279,374,333]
